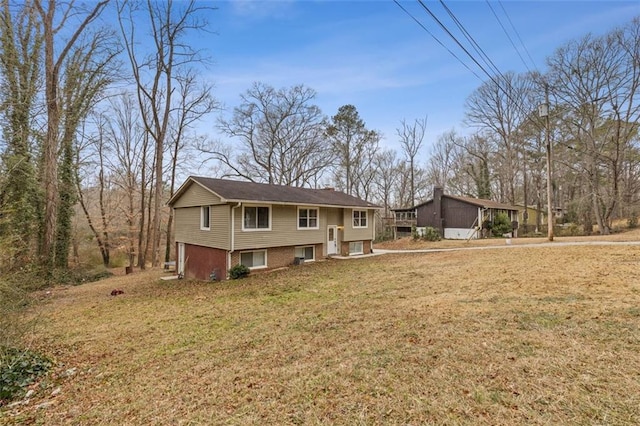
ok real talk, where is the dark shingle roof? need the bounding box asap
[392,194,520,211]
[445,194,521,211]
[172,176,379,208]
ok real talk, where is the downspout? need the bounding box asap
[372,209,376,253]
[229,202,242,272]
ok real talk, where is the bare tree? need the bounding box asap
[164,70,218,263]
[465,72,535,203]
[75,115,114,268]
[397,116,427,206]
[105,93,147,268]
[547,19,640,234]
[425,130,461,190]
[207,82,330,187]
[117,0,216,266]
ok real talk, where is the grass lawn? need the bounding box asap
[3,244,640,424]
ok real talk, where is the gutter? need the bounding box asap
[229,202,242,269]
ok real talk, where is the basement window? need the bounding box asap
[240,250,267,269]
[349,241,364,255]
[294,246,315,261]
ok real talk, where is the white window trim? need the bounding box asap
[239,249,268,270]
[294,245,315,262]
[297,207,320,230]
[242,204,272,232]
[352,210,368,228]
[349,241,364,255]
[200,206,211,230]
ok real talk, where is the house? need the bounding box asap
[168,177,380,280]
[514,204,543,233]
[391,187,521,240]
[515,204,567,233]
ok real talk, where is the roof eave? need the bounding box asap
[223,198,381,209]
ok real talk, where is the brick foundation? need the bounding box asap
[230,243,324,271]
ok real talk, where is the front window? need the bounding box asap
[353,210,367,228]
[298,208,319,229]
[200,206,210,230]
[243,206,270,230]
[294,246,315,261]
[240,250,267,269]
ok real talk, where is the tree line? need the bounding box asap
[0,0,638,280]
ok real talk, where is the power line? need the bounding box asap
[486,0,532,73]
[396,0,550,136]
[416,0,502,89]
[498,0,539,72]
[392,0,483,81]
[439,0,504,83]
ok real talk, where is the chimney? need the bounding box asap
[433,187,444,235]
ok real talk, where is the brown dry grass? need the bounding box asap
[3,243,640,425]
[376,226,640,250]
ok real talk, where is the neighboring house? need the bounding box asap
[515,204,543,232]
[168,177,380,280]
[515,203,546,230]
[515,204,567,233]
[391,187,521,240]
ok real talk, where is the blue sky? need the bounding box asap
[202,1,639,153]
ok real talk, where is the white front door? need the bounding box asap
[177,243,185,276]
[327,226,338,255]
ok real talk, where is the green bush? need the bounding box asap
[412,226,441,241]
[422,226,442,241]
[411,225,419,240]
[628,212,638,229]
[0,347,52,403]
[228,264,250,280]
[491,213,513,237]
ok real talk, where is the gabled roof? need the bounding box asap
[169,176,380,209]
[392,194,521,212]
[445,194,521,211]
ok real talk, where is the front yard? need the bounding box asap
[3,244,640,424]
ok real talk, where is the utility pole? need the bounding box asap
[523,143,528,233]
[538,83,554,242]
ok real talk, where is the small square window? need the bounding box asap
[298,208,319,229]
[243,206,270,230]
[353,210,367,228]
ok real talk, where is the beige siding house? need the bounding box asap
[168,177,380,280]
